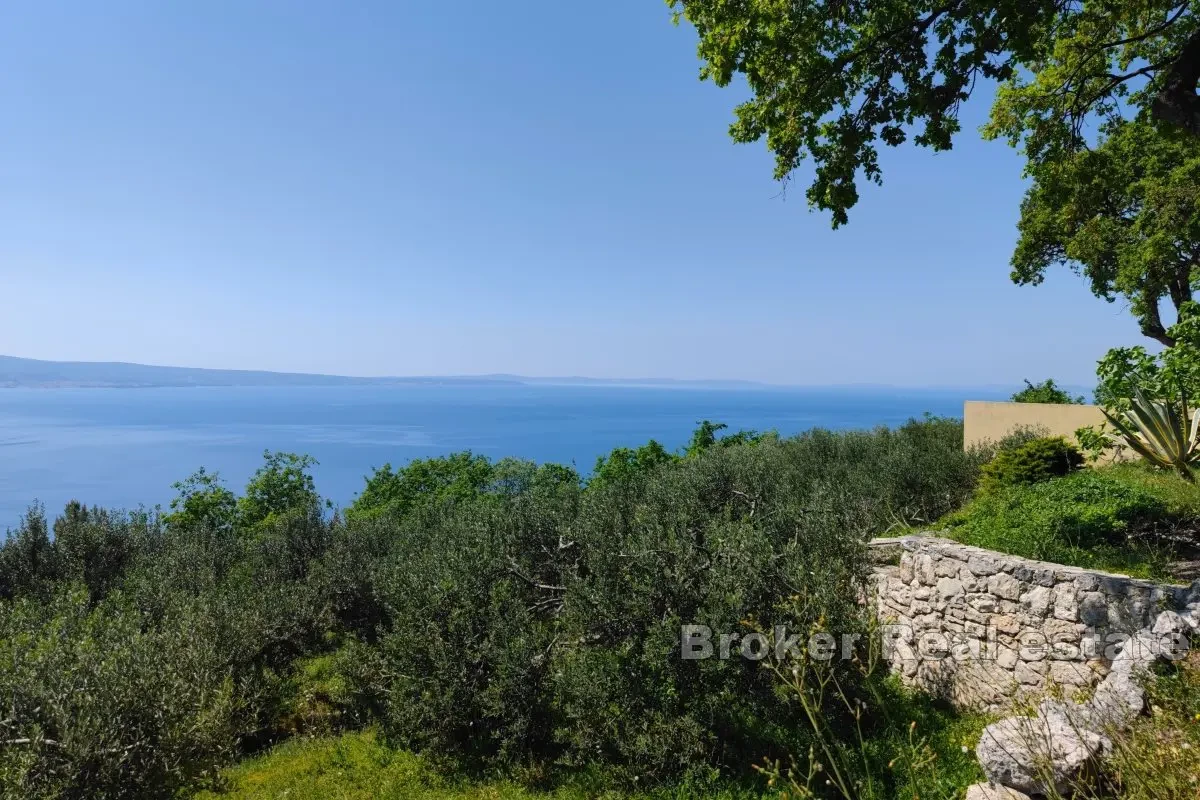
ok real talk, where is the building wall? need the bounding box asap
[963,400,1108,451]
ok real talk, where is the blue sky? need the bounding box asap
[0,1,1147,386]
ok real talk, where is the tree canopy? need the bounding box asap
[1011,378,1086,404]
[1009,118,1200,348]
[669,0,1200,226]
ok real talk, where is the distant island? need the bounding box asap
[0,355,769,390]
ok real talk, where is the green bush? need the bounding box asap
[944,470,1171,575]
[0,590,243,799]
[0,418,991,797]
[990,424,1050,453]
[978,436,1083,493]
[344,421,982,782]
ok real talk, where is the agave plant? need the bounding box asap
[1102,386,1200,481]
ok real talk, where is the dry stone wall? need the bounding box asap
[869,536,1194,711]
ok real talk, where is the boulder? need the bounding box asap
[1109,631,1161,676]
[1153,609,1187,635]
[1085,672,1145,730]
[977,713,1107,795]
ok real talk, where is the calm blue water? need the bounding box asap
[0,385,1006,528]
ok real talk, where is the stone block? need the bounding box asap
[1014,564,1057,587]
[1020,586,1052,617]
[937,576,964,600]
[1050,661,1092,686]
[1052,584,1079,621]
[989,573,1024,601]
[936,558,965,577]
[968,593,998,613]
[916,554,937,585]
[977,714,1107,796]
[996,645,1019,670]
[1078,592,1109,627]
[968,555,1003,576]
[1015,660,1047,684]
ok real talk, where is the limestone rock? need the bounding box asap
[1086,672,1144,730]
[1152,609,1190,636]
[988,573,1024,601]
[1052,584,1079,621]
[1019,586,1052,617]
[995,645,1019,670]
[936,558,963,577]
[1049,660,1092,686]
[968,593,998,613]
[1109,632,1161,676]
[1181,605,1200,632]
[916,554,937,585]
[1014,660,1047,685]
[937,576,964,600]
[1014,564,1056,587]
[977,713,1107,795]
[1078,592,1109,627]
[1043,617,1084,642]
[964,782,1032,800]
[968,555,1003,576]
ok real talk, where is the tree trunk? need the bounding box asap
[1154,29,1200,136]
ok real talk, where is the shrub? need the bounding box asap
[343,494,574,766]
[0,416,993,796]
[238,452,323,529]
[990,424,1050,454]
[551,443,870,782]
[978,436,1084,493]
[0,507,55,601]
[348,452,496,521]
[775,416,985,531]
[344,424,981,781]
[0,590,244,799]
[1074,423,1115,463]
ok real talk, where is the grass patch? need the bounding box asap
[941,468,1180,579]
[1100,462,1200,518]
[194,683,993,800]
[193,730,765,800]
[859,677,991,798]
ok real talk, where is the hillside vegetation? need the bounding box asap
[1,418,1195,799]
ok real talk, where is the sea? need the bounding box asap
[0,384,1009,529]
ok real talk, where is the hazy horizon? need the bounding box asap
[0,353,1096,392]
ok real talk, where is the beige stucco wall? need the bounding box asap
[963,400,1108,451]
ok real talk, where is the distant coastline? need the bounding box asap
[0,355,1093,396]
[0,355,771,391]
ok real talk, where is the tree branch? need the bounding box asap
[1098,4,1189,51]
[507,559,566,592]
[1153,27,1200,134]
[1140,300,1178,347]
